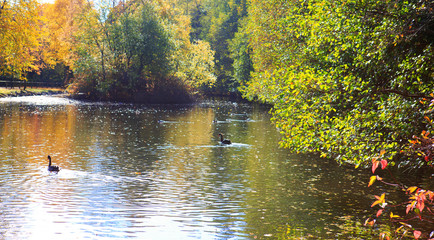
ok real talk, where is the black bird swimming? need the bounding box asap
[219,133,232,144]
[47,155,60,172]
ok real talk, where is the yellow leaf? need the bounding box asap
[371,193,386,207]
[390,212,400,218]
[399,222,412,228]
[395,225,404,233]
[368,176,376,187]
[407,186,418,193]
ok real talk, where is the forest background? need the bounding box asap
[1,0,433,237]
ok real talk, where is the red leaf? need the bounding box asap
[414,230,421,239]
[372,160,379,174]
[380,159,388,169]
[380,233,390,240]
[376,209,383,217]
[416,200,425,212]
[428,191,434,201]
[364,218,375,226]
[406,202,415,214]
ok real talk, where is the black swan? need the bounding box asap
[219,133,232,144]
[47,155,60,172]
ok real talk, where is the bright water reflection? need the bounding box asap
[0,95,420,239]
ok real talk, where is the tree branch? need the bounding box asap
[379,88,433,99]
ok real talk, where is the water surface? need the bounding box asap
[0,95,429,239]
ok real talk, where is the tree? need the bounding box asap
[241,0,434,166]
[24,0,86,86]
[158,0,216,89]
[70,0,216,102]
[41,0,85,69]
[229,27,253,87]
[108,2,172,93]
[0,0,43,80]
[189,0,248,93]
[174,39,216,88]
[72,0,110,94]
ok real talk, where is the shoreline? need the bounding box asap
[0,87,65,98]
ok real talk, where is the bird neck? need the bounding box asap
[48,158,52,167]
[220,135,224,141]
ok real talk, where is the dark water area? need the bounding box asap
[0,95,432,239]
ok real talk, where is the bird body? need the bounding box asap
[219,133,232,144]
[47,155,60,172]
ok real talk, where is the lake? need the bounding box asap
[0,95,430,239]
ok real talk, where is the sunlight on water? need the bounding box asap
[0,95,80,105]
[0,95,420,239]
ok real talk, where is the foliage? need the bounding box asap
[406,130,434,167]
[0,0,235,97]
[71,0,106,94]
[241,0,434,166]
[27,62,73,85]
[0,0,43,80]
[162,3,217,89]
[69,0,216,102]
[366,142,434,239]
[190,0,248,93]
[107,3,173,92]
[0,0,84,85]
[228,26,253,87]
[40,0,84,69]
[173,40,216,88]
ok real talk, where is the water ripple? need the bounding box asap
[1,97,423,239]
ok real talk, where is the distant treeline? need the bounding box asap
[0,0,248,103]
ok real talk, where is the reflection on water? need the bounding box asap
[1,96,427,239]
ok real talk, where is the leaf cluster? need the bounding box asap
[189,0,248,93]
[367,148,434,240]
[0,0,44,80]
[69,0,216,101]
[241,0,434,166]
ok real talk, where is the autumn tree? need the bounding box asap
[189,0,248,93]
[41,0,85,68]
[25,0,86,85]
[70,0,216,102]
[154,0,216,89]
[0,0,43,80]
[72,0,122,95]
